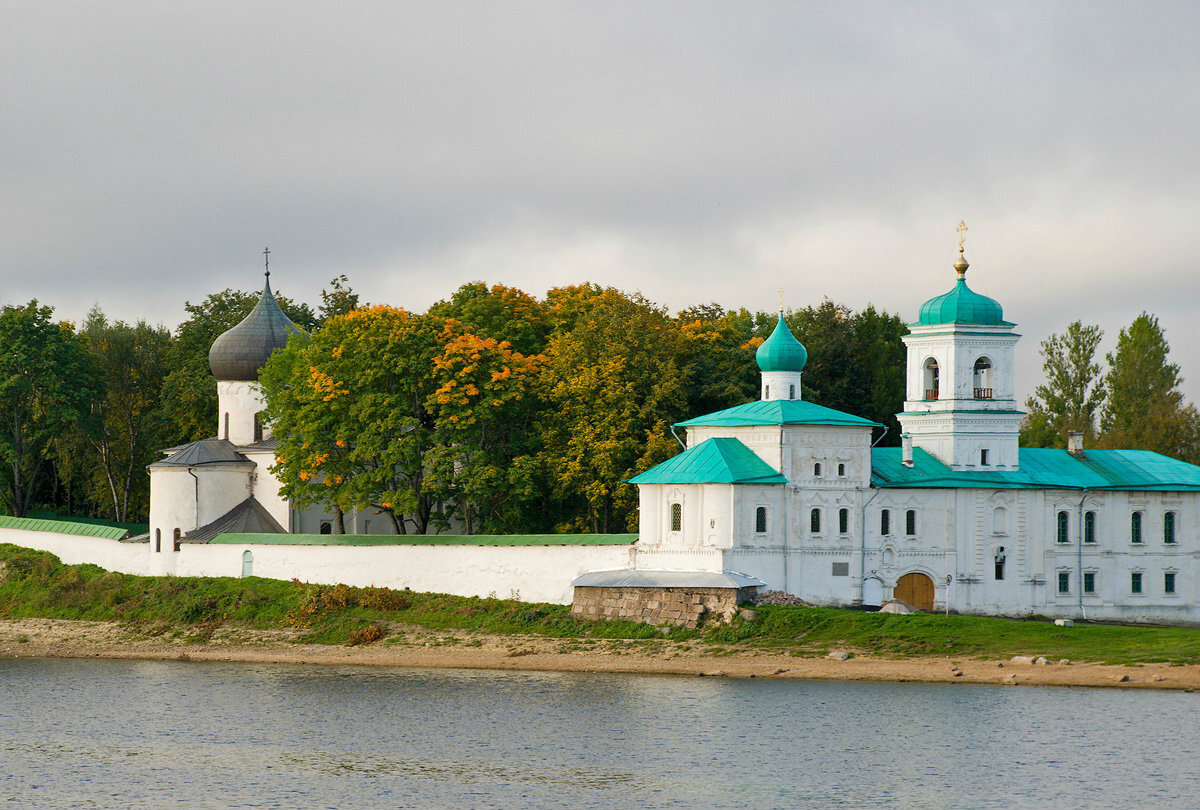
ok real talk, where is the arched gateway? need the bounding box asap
[894,572,935,611]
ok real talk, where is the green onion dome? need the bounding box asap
[756,313,808,373]
[916,251,1005,326]
[209,276,298,381]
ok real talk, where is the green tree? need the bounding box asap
[675,305,759,416]
[534,287,687,533]
[261,305,444,534]
[428,282,549,356]
[161,288,317,444]
[318,275,363,323]
[0,302,100,517]
[1022,321,1106,446]
[424,326,545,533]
[1099,313,1198,459]
[76,309,173,521]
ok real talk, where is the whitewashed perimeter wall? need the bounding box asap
[1,529,636,605]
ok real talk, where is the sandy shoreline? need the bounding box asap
[2,617,1198,691]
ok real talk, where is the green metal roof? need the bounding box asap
[916,275,1011,327]
[677,399,881,429]
[756,314,808,373]
[210,532,637,546]
[628,438,787,485]
[0,514,130,540]
[872,447,1200,490]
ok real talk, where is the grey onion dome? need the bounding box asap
[208,277,299,381]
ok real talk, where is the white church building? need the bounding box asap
[625,242,1200,623]
[5,238,1200,623]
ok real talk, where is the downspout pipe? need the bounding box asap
[1077,488,1088,621]
[857,425,890,605]
[187,467,200,550]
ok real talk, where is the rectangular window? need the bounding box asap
[905,509,916,536]
[980,449,989,466]
[1058,572,1070,593]
[1131,511,1143,544]
[1165,572,1177,594]
[1164,511,1177,544]
[1056,511,1069,544]
[810,508,821,534]
[880,509,890,536]
[1084,511,1096,544]
[831,562,850,577]
[670,503,682,532]
[1131,572,1143,594]
[838,508,849,534]
[755,506,767,534]
[1083,571,1096,594]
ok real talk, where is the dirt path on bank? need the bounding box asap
[2,618,1198,690]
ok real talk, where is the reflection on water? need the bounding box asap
[2,657,1199,809]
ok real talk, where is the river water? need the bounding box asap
[2,657,1198,809]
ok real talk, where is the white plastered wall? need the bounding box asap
[217,380,266,445]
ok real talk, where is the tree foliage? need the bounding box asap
[1021,321,1105,447]
[0,302,100,516]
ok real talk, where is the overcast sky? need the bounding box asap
[4,2,1200,404]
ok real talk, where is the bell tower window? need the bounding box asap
[923,358,939,400]
[973,357,993,399]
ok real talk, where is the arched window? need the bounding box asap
[253,412,264,443]
[789,384,796,400]
[905,509,916,536]
[880,509,891,536]
[838,508,849,534]
[319,522,332,535]
[813,463,822,477]
[1131,511,1143,544]
[242,550,254,578]
[1056,511,1069,544]
[671,503,683,532]
[1084,511,1097,544]
[973,357,993,399]
[837,463,845,477]
[223,412,230,439]
[1164,511,1176,544]
[923,358,940,400]
[755,506,767,533]
[810,508,821,534]
[172,528,181,552]
[994,546,1006,580]
[764,384,770,399]
[154,528,161,553]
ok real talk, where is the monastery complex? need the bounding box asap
[5,238,1200,626]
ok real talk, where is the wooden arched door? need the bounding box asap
[894,573,934,610]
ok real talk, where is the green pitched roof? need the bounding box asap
[756,314,808,372]
[210,532,636,546]
[677,399,881,429]
[916,276,1010,327]
[0,514,130,540]
[872,447,1200,490]
[628,438,787,485]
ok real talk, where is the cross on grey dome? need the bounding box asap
[207,258,300,381]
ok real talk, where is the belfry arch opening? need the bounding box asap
[973,357,993,399]
[923,358,939,400]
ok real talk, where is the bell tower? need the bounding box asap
[897,224,1023,470]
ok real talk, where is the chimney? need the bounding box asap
[1067,431,1085,458]
[902,433,914,467]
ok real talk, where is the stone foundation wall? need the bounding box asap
[571,585,758,628]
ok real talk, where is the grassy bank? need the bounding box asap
[2,543,1200,664]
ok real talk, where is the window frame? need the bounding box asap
[1083,511,1096,544]
[1165,571,1177,595]
[670,502,682,533]
[1056,511,1069,544]
[1164,511,1177,544]
[754,506,768,534]
[810,508,821,534]
[838,508,849,535]
[880,508,891,537]
[1083,571,1096,594]
[1057,571,1070,594]
[1131,511,1143,544]
[905,509,916,536]
[1130,571,1143,595]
